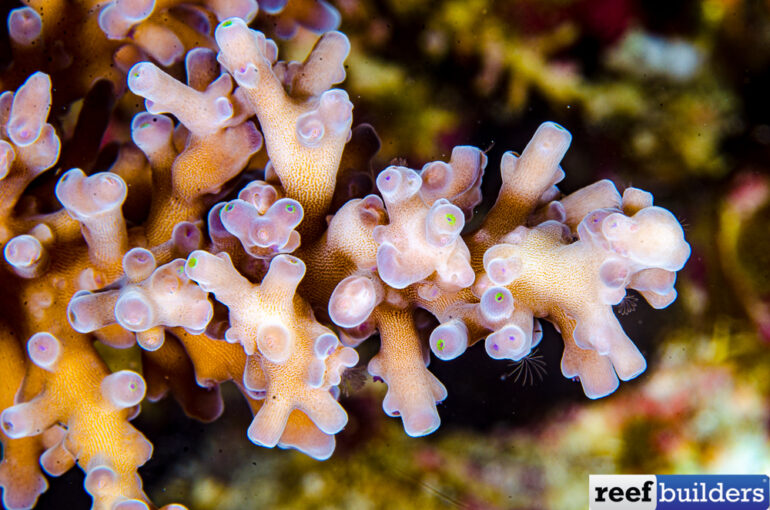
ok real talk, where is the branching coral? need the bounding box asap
[0,3,690,509]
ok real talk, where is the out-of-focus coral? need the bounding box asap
[717,172,770,340]
[335,0,739,178]
[0,2,692,509]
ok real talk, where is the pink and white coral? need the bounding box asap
[0,5,690,510]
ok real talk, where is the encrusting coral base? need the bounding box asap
[0,2,690,509]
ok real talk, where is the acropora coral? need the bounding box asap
[0,1,690,509]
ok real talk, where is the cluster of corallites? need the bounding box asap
[0,2,690,509]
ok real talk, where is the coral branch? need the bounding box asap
[369,306,448,437]
[215,19,352,237]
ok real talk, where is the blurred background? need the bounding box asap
[22,0,770,508]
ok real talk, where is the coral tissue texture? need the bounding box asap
[0,1,689,509]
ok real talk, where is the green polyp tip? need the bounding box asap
[445,214,456,225]
[177,265,184,274]
[222,20,233,27]
[494,292,504,302]
[225,203,234,212]
[133,72,139,78]
[286,204,295,213]
[288,258,298,264]
[139,122,150,129]
[437,339,445,351]
[188,257,197,268]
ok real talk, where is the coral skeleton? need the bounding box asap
[0,2,690,509]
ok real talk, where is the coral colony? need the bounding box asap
[0,1,690,509]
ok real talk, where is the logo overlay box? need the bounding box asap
[590,475,769,509]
